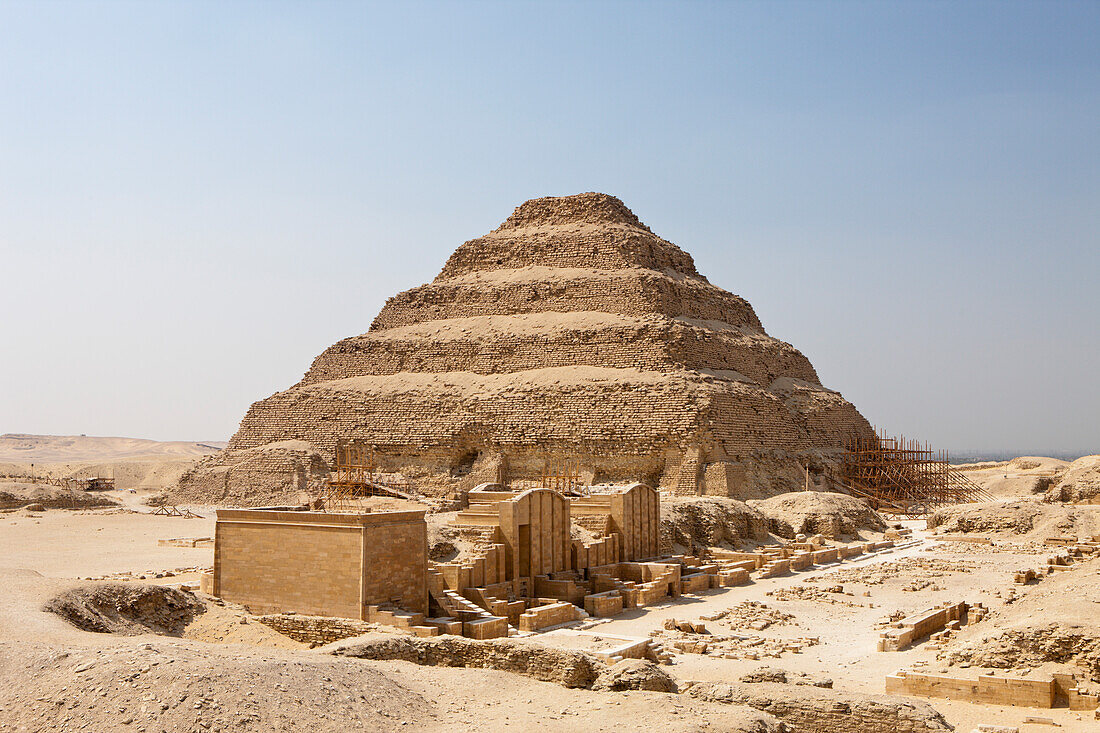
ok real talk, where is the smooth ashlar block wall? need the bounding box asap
[212,509,428,618]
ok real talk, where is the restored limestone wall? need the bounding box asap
[214,511,364,618]
[886,669,1057,708]
[497,489,571,582]
[212,509,428,619]
[362,511,429,615]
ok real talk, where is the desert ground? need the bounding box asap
[2,439,1099,732]
[0,434,225,493]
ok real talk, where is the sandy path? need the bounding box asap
[562,523,1094,730]
[0,508,214,578]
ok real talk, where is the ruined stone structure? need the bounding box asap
[205,484,677,639]
[203,483,902,642]
[182,192,874,502]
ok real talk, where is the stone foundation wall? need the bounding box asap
[687,681,953,733]
[256,614,375,645]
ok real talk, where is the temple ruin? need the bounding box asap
[203,480,906,641]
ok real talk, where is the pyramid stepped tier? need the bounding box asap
[232,367,811,456]
[302,312,820,387]
[369,267,764,332]
[181,193,875,502]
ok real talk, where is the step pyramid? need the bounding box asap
[182,193,874,501]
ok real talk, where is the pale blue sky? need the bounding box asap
[1,1,1097,454]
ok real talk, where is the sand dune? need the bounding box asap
[0,434,225,490]
[0,434,225,462]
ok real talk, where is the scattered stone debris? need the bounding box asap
[767,584,865,607]
[653,607,818,661]
[809,557,977,586]
[81,566,209,582]
[664,618,708,634]
[45,583,206,636]
[700,601,794,630]
[739,665,833,688]
[592,659,675,692]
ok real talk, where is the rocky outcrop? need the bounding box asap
[660,496,770,554]
[186,193,874,500]
[1045,455,1100,503]
[593,659,676,692]
[752,492,885,539]
[45,583,205,636]
[927,499,1100,539]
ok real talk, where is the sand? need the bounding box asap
[0,434,225,491]
[5,448,1100,731]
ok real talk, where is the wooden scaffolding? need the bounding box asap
[322,441,416,512]
[837,428,993,517]
[539,459,584,495]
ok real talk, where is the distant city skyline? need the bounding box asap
[1,1,1097,454]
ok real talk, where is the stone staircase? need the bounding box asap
[425,570,512,639]
[364,605,440,638]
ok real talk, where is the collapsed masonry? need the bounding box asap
[178,192,874,504]
[205,483,902,642]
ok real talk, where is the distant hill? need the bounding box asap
[0,434,226,463]
[0,434,225,490]
[950,448,1091,465]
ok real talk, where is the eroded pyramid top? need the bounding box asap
[494,192,651,233]
[434,192,699,281]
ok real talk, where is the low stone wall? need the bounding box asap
[789,552,812,571]
[255,614,375,645]
[518,601,582,632]
[680,572,712,593]
[717,568,750,586]
[886,669,1055,708]
[584,591,624,617]
[758,559,790,578]
[158,537,213,548]
[687,680,952,733]
[332,632,605,688]
[878,601,976,652]
[463,616,509,639]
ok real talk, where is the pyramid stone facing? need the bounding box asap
[182,193,874,502]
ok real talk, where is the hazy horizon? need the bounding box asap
[2,1,1097,454]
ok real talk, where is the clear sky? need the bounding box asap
[1,1,1097,454]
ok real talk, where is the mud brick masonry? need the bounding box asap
[178,192,875,504]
